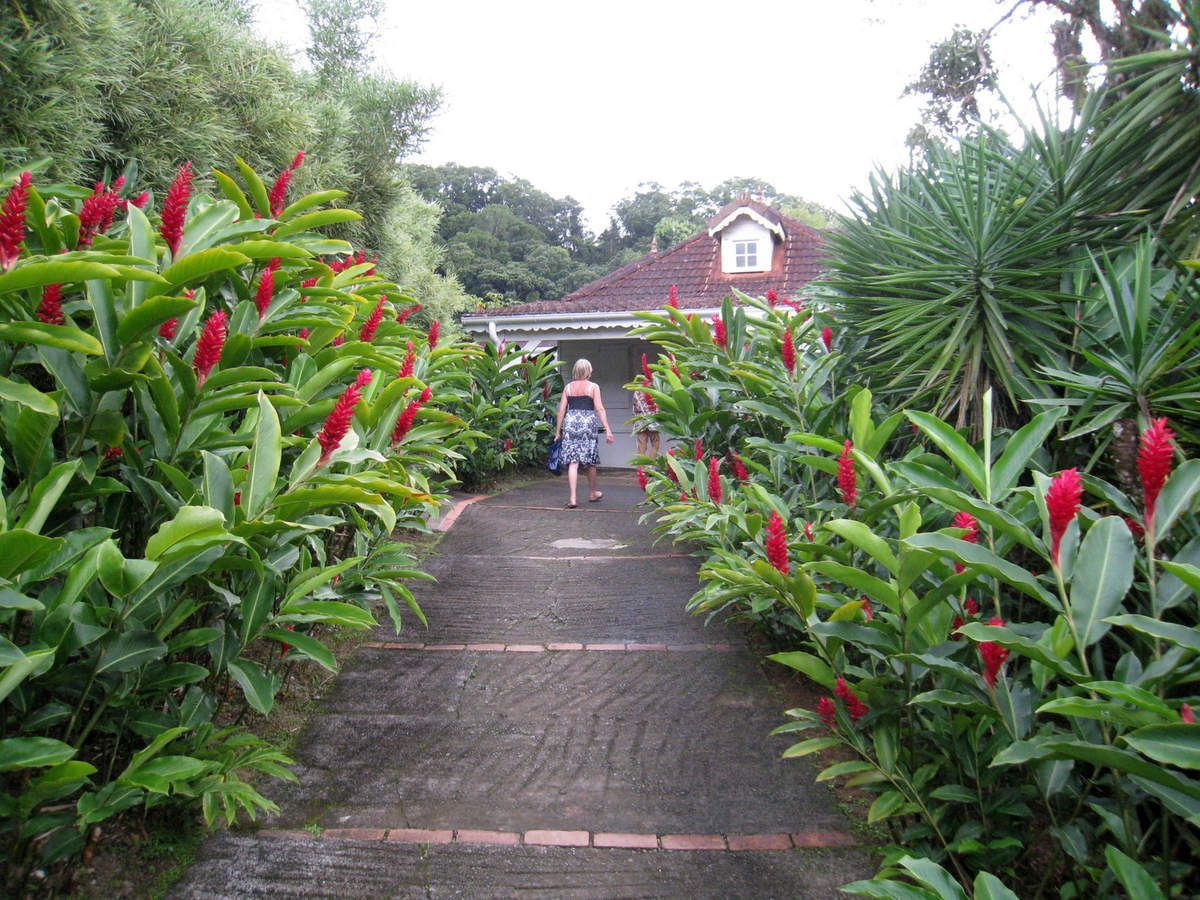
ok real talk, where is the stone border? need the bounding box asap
[264,827,858,851]
[429,494,488,532]
[362,641,733,653]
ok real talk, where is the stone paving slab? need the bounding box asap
[171,832,871,899]
[267,649,840,834]
[376,554,710,644]
[437,501,665,557]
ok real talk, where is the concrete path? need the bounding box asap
[173,474,872,898]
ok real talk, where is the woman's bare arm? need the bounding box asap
[554,389,568,439]
[592,384,615,443]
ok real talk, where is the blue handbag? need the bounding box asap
[547,438,563,475]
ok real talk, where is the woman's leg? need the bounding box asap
[567,462,579,506]
[587,465,599,500]
[647,431,660,459]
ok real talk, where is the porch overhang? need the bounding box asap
[460,308,723,344]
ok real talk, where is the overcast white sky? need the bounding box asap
[252,0,1064,230]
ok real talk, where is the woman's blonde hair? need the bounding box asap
[572,358,592,380]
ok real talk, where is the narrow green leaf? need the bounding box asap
[0,322,102,355]
[242,392,281,520]
[96,630,167,674]
[0,375,57,416]
[0,737,76,772]
[1068,517,1134,647]
[226,658,280,715]
[1122,725,1200,770]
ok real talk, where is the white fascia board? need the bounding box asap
[707,207,786,239]
[461,308,726,342]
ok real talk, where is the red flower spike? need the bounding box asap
[781,328,795,375]
[821,326,833,352]
[254,267,274,320]
[318,374,370,464]
[193,309,228,386]
[979,616,1010,688]
[160,162,194,258]
[860,597,873,621]
[504,437,512,452]
[391,396,422,445]
[395,303,420,324]
[268,152,304,218]
[36,283,64,325]
[693,438,703,461]
[667,284,678,308]
[427,320,440,349]
[131,191,149,209]
[398,341,416,379]
[766,510,789,575]
[641,353,653,383]
[1138,418,1174,533]
[359,296,386,342]
[158,317,178,339]
[731,452,749,483]
[837,440,857,508]
[964,597,979,616]
[680,490,689,502]
[1046,468,1083,567]
[1123,516,1145,542]
[711,314,727,348]
[2,171,34,269]
[419,386,432,404]
[803,521,814,542]
[641,377,657,412]
[103,446,123,463]
[637,466,649,492]
[1182,704,1195,724]
[766,288,777,308]
[950,615,964,640]
[707,457,722,503]
[354,368,373,390]
[331,333,345,347]
[665,448,679,482]
[817,696,836,729]
[835,677,869,720]
[952,511,978,543]
[298,327,309,340]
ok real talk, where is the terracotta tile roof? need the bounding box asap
[475,205,825,318]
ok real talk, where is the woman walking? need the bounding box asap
[554,358,615,508]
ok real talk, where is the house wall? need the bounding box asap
[555,337,662,467]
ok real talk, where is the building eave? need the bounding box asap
[461,308,724,343]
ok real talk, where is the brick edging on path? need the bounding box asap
[260,827,858,851]
[362,641,733,653]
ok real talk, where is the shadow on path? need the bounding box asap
[172,474,872,898]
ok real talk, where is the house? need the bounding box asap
[460,198,826,464]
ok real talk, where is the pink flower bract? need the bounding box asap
[1046,468,1083,567]
[1138,418,1174,533]
[980,616,1010,687]
[36,283,64,325]
[766,510,789,575]
[193,309,228,386]
[837,440,857,508]
[817,696,836,729]
[318,370,371,464]
[359,296,386,342]
[835,678,868,720]
[707,457,722,503]
[781,327,795,375]
[160,162,194,258]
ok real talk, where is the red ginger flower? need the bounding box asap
[691,438,702,461]
[951,615,965,639]
[665,448,679,482]
[707,457,722,503]
[641,377,657,412]
[427,320,440,349]
[803,521,814,542]
[103,446,123,462]
[391,387,430,445]
[835,678,868,720]
[131,191,149,209]
[359,296,386,342]
[1046,468,1083,567]
[667,284,678,308]
[731,452,749,483]
[817,696,836,729]
[1183,704,1195,724]
[160,162,194,258]
[766,288,778,308]
[396,303,421,324]
[781,327,795,375]
[331,333,345,347]
[965,597,979,615]
[419,386,431,404]
[641,353,653,383]
[504,437,512,452]
[637,466,648,492]
[837,440,857,508]
[318,369,371,464]
[1138,418,1174,533]
[268,151,304,217]
[821,326,833,352]
[1,170,35,267]
[860,597,873,621]
[193,309,228,386]
[952,511,978,573]
[668,353,680,378]
[398,341,416,378]
[299,327,309,340]
[77,183,121,248]
[254,267,274,319]
[159,317,178,339]
[36,283,64,325]
[766,510,789,575]
[711,314,727,348]
[979,616,1009,687]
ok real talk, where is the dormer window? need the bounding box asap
[734,240,759,269]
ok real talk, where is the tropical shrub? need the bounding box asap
[630,282,1200,895]
[0,157,476,887]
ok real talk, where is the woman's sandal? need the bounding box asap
[588,492,603,503]
[566,503,577,509]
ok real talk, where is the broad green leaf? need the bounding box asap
[1104,614,1200,654]
[0,260,125,294]
[906,411,986,496]
[242,392,281,520]
[211,167,254,219]
[15,460,80,534]
[1154,460,1200,538]
[96,629,167,673]
[1105,846,1166,900]
[267,628,336,671]
[284,557,361,606]
[904,532,1060,610]
[1068,517,1134,647]
[1122,725,1200,770]
[0,322,102,355]
[226,658,280,715]
[0,737,76,772]
[201,451,234,521]
[116,295,197,344]
[148,248,252,298]
[0,375,57,416]
[849,388,874,449]
[824,518,899,575]
[272,208,362,239]
[972,872,1020,900]
[176,200,239,258]
[766,651,835,689]
[899,856,968,900]
[990,407,1065,500]
[275,600,375,629]
[280,189,348,220]
[144,505,227,561]
[867,789,910,823]
[122,755,213,794]
[235,156,272,216]
[781,737,841,759]
[0,530,63,580]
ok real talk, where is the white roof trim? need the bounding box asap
[462,308,724,341]
[707,206,785,239]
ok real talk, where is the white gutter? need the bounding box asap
[461,307,725,340]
